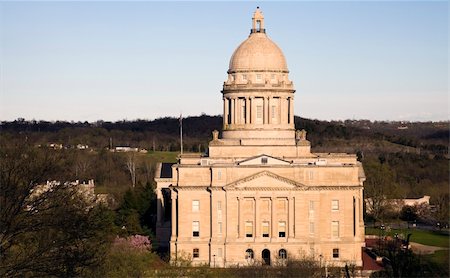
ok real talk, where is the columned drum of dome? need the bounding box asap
[222,7,295,141]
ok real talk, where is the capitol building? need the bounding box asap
[155,8,365,267]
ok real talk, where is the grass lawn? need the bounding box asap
[424,249,450,276]
[146,151,178,162]
[426,249,449,265]
[366,227,450,248]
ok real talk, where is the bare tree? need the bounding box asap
[364,161,400,223]
[125,153,137,188]
[433,193,449,229]
[75,154,91,179]
[0,143,113,277]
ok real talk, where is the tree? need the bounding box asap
[125,153,137,188]
[400,205,418,222]
[0,143,114,277]
[433,193,449,229]
[364,160,400,223]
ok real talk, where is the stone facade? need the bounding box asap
[155,8,365,267]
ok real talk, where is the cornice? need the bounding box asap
[171,185,362,191]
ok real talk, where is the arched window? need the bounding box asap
[245,249,254,260]
[279,249,287,259]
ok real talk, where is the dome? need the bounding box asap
[228,33,288,72]
[228,8,288,73]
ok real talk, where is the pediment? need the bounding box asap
[238,154,291,166]
[224,171,306,190]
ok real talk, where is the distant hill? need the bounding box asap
[1,116,448,156]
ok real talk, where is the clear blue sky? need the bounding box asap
[0,1,448,122]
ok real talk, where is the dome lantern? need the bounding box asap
[228,8,289,73]
[251,7,265,34]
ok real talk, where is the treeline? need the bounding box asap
[1,115,448,199]
[2,116,447,155]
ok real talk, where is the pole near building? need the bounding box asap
[179,113,183,154]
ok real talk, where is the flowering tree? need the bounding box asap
[113,235,152,252]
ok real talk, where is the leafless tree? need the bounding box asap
[125,153,137,187]
[0,144,113,277]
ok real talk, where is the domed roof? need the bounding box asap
[228,8,288,72]
[229,33,288,72]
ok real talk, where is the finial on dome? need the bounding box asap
[251,7,265,34]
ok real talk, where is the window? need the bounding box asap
[217,170,222,180]
[271,105,276,119]
[192,221,200,237]
[218,248,223,257]
[256,105,263,119]
[333,248,339,258]
[278,221,286,237]
[242,74,247,81]
[332,200,339,211]
[271,74,276,80]
[192,200,199,212]
[245,249,254,260]
[279,249,287,259]
[245,221,253,237]
[262,221,269,237]
[309,222,315,234]
[332,221,339,238]
[218,222,222,234]
[256,74,262,81]
[217,201,222,210]
[308,171,314,180]
[193,248,199,258]
[261,157,268,164]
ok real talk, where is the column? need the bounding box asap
[270,197,274,239]
[245,97,250,124]
[171,190,177,238]
[277,97,281,124]
[255,197,258,238]
[230,98,235,125]
[289,97,294,124]
[237,98,242,124]
[263,97,269,124]
[237,197,241,238]
[281,97,287,124]
[157,189,163,225]
[235,98,240,125]
[223,98,228,126]
[250,97,254,124]
[289,197,294,238]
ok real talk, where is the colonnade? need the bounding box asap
[236,196,296,239]
[223,95,294,127]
